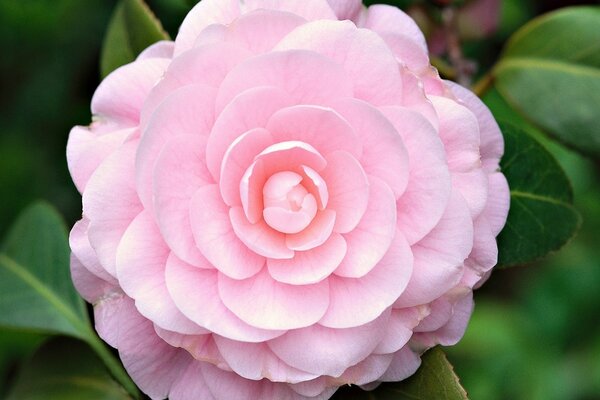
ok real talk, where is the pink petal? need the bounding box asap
[69,218,116,284]
[67,126,131,193]
[326,0,363,20]
[266,105,362,160]
[268,310,390,377]
[165,253,284,342]
[331,99,409,199]
[431,96,481,173]
[361,5,427,52]
[380,32,429,72]
[93,290,127,348]
[153,134,214,267]
[136,84,217,212]
[395,189,473,308]
[334,354,394,386]
[446,80,504,172]
[169,361,216,400]
[70,254,115,304]
[374,307,428,355]
[174,0,241,56]
[298,165,328,209]
[334,177,397,279]
[379,346,421,382]
[215,50,353,114]
[137,40,174,60]
[214,338,319,383]
[399,69,439,130]
[481,172,510,236]
[322,232,412,329]
[321,151,369,233]
[243,0,337,21]
[91,58,169,125]
[206,86,294,181]
[465,215,498,277]
[275,20,402,105]
[189,185,265,279]
[381,106,451,244]
[116,211,204,334]
[268,233,346,285]
[218,267,330,330]
[452,168,489,218]
[230,206,294,259]
[220,128,274,207]
[154,329,223,368]
[83,142,142,277]
[285,210,336,251]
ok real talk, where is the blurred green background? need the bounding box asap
[0,0,598,399]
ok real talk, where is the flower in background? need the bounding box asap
[67,0,509,398]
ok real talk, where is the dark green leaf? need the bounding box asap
[100,0,169,78]
[497,122,581,268]
[494,6,600,157]
[5,337,131,400]
[332,347,468,399]
[0,202,87,337]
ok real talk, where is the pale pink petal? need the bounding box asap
[322,232,412,329]
[285,210,336,251]
[266,105,362,160]
[268,233,346,285]
[154,329,224,368]
[169,361,216,400]
[395,190,473,308]
[331,99,409,199]
[70,254,115,304]
[334,354,394,386]
[174,0,241,55]
[289,378,329,398]
[67,126,131,193]
[334,177,397,279]
[379,346,421,382]
[154,134,213,267]
[414,297,454,333]
[381,106,451,244]
[243,0,336,20]
[298,165,328,209]
[326,0,362,20]
[275,20,402,105]
[321,151,369,233]
[446,80,504,172]
[136,84,217,211]
[431,96,481,173]
[361,5,427,52]
[218,267,329,330]
[206,86,294,181]
[380,32,429,72]
[69,218,117,284]
[399,69,439,130]
[141,43,251,126]
[214,338,319,383]
[137,40,174,60]
[93,290,127,348]
[481,172,510,236]
[91,58,169,125]
[374,307,428,355]
[189,185,265,279]
[452,168,489,218]
[465,215,498,276]
[230,207,294,259]
[215,50,353,113]
[268,310,390,377]
[116,211,204,334]
[220,128,274,207]
[83,142,142,277]
[165,253,284,342]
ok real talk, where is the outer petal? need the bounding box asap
[189,185,265,280]
[137,40,174,60]
[321,231,412,329]
[378,346,421,382]
[268,310,390,377]
[83,142,142,277]
[326,0,362,20]
[243,0,337,21]
[70,254,115,304]
[218,267,330,330]
[481,172,510,236]
[373,307,428,355]
[360,5,427,52]
[69,218,117,284]
[165,253,284,342]
[169,362,216,400]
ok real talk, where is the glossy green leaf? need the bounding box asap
[100,0,169,78]
[0,202,139,398]
[494,6,600,157]
[332,347,468,399]
[6,337,131,400]
[497,122,581,268]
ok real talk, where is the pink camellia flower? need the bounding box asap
[67,0,510,399]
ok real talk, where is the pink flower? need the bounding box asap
[67,0,510,399]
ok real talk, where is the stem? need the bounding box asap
[85,332,141,399]
[471,71,494,97]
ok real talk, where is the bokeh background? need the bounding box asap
[0,1,598,399]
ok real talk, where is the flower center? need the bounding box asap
[262,171,317,234]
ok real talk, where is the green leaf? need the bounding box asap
[332,347,469,399]
[497,122,581,268]
[0,202,140,398]
[100,0,169,78]
[493,6,600,157]
[6,337,131,400]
